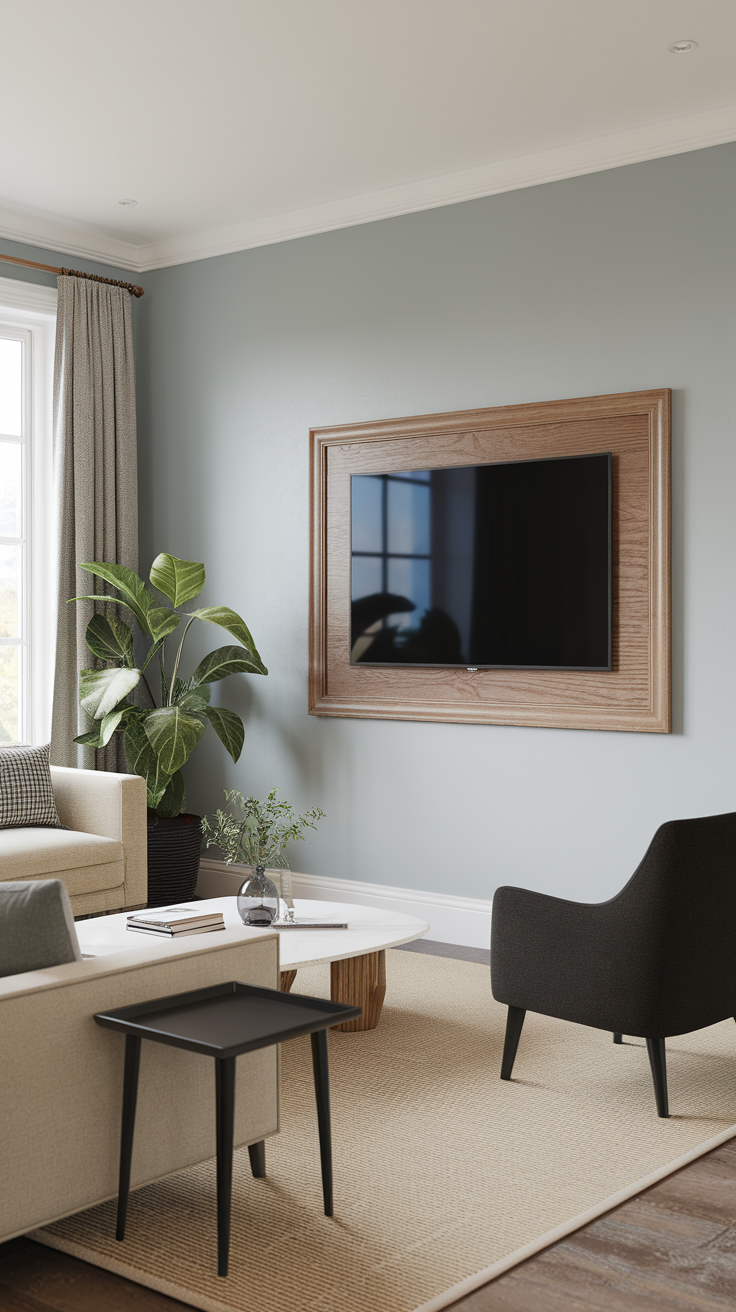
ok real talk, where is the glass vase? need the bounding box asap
[237,865,279,927]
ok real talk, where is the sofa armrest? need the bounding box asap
[50,767,147,908]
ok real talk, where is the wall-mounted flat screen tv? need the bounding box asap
[351,452,612,670]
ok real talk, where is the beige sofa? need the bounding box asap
[0,766,147,915]
[0,930,279,1243]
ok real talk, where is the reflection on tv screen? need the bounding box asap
[350,454,611,670]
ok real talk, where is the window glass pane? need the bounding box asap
[0,546,20,638]
[387,557,431,629]
[0,442,22,536]
[391,469,431,481]
[0,645,19,743]
[351,555,382,600]
[387,480,431,555]
[0,339,22,437]
[351,476,383,553]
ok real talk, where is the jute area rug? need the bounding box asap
[35,951,736,1312]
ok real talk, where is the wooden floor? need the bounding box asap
[0,1236,190,1311]
[450,1138,736,1311]
[1,940,734,1311]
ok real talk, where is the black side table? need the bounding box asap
[95,981,361,1277]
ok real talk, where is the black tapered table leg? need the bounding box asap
[613,1033,623,1044]
[646,1037,669,1118]
[500,1006,526,1080]
[248,1140,266,1178]
[116,1034,142,1242]
[215,1056,236,1277]
[310,1029,333,1216]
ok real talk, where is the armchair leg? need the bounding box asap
[500,1006,526,1080]
[613,1033,623,1044]
[646,1038,669,1118]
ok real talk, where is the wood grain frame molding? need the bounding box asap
[309,389,671,732]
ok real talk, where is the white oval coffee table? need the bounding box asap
[77,898,429,1033]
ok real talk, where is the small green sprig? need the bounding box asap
[202,787,325,869]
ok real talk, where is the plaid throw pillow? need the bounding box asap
[0,744,62,830]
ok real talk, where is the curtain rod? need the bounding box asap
[0,252,144,297]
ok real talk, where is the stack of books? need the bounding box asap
[126,907,226,938]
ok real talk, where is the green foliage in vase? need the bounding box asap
[71,553,267,816]
[202,788,325,869]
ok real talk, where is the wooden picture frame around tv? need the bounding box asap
[309,389,671,732]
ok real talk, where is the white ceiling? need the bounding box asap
[2,0,735,272]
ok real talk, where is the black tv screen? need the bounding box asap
[351,452,612,670]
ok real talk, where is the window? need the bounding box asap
[351,470,432,629]
[0,277,56,744]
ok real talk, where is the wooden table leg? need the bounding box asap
[280,969,297,992]
[330,949,386,1032]
[215,1056,236,1277]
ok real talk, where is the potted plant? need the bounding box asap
[71,552,267,904]
[202,788,325,925]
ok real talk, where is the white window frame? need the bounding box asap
[0,275,57,744]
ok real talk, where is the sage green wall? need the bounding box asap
[136,143,735,900]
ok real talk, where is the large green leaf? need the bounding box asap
[156,770,185,818]
[188,607,266,672]
[143,706,206,775]
[75,704,135,750]
[79,666,141,720]
[84,613,135,666]
[98,706,130,746]
[72,594,141,618]
[203,706,244,762]
[124,719,171,809]
[150,553,205,608]
[74,729,104,748]
[189,645,266,688]
[149,606,181,642]
[124,717,152,775]
[177,691,210,713]
[79,562,157,636]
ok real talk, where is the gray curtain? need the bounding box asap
[50,276,138,770]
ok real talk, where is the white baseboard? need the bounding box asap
[196,859,492,950]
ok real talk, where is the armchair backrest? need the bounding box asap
[613,811,736,1034]
[0,879,81,978]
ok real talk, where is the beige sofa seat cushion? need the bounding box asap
[0,829,125,894]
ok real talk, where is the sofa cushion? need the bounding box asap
[0,829,125,893]
[0,744,62,830]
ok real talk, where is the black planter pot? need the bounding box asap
[146,812,202,907]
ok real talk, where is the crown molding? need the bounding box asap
[0,203,141,272]
[3,100,736,276]
[136,100,736,270]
